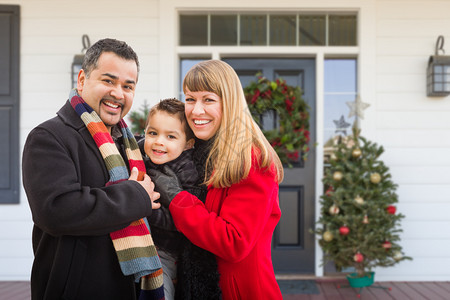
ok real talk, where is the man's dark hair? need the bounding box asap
[82,38,139,78]
[146,98,195,141]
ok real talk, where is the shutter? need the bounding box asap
[0,5,20,203]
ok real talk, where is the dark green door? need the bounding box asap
[224,58,316,273]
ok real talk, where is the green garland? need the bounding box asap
[243,75,311,165]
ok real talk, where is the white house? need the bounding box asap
[1,0,449,282]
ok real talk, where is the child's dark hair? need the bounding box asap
[146,98,194,141]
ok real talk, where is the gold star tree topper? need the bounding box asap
[346,95,370,119]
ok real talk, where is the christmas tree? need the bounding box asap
[316,97,411,278]
[128,100,151,135]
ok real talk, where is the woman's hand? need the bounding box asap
[148,165,183,207]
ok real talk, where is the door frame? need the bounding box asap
[159,1,376,276]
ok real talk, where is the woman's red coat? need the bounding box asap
[169,158,283,300]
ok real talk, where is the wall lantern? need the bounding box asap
[71,34,91,88]
[427,35,450,97]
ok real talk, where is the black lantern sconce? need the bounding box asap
[71,34,91,88]
[427,35,450,97]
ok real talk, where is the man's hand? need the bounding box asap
[148,165,183,207]
[129,167,161,209]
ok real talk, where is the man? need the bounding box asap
[22,38,161,299]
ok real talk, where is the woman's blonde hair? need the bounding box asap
[183,60,284,188]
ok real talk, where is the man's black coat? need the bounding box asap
[22,101,153,300]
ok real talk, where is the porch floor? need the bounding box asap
[2,279,450,299]
[284,278,450,299]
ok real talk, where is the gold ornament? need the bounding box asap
[333,171,343,181]
[354,195,364,205]
[362,215,369,224]
[370,172,381,184]
[352,148,362,158]
[329,205,340,215]
[393,251,403,261]
[323,231,333,242]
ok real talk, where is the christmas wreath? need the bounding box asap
[243,75,311,165]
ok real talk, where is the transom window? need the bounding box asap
[179,12,357,46]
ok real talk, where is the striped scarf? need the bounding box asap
[69,89,164,300]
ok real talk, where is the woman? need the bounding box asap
[151,60,284,299]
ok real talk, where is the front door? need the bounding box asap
[224,58,316,273]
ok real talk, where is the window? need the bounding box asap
[179,15,208,46]
[240,15,266,45]
[270,15,296,46]
[179,58,209,100]
[323,59,357,166]
[329,15,357,46]
[299,15,326,46]
[211,15,237,45]
[179,12,357,46]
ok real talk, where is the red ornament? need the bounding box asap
[382,241,392,249]
[251,89,260,104]
[386,205,396,215]
[325,186,334,196]
[339,226,350,235]
[354,252,364,263]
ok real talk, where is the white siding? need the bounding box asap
[0,0,449,282]
[374,0,450,281]
[0,0,161,281]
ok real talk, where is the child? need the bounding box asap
[139,98,197,300]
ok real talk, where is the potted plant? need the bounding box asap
[315,127,411,288]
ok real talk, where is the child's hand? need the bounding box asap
[129,167,161,209]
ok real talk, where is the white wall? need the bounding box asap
[1,0,449,281]
[373,0,450,281]
[0,0,162,281]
